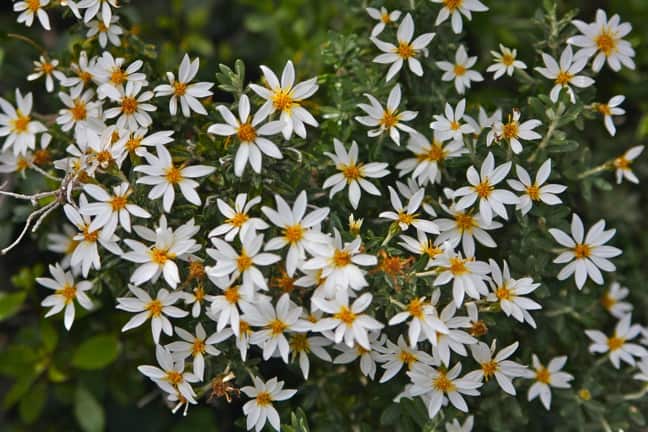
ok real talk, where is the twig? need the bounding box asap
[31,164,63,181]
[7,33,46,54]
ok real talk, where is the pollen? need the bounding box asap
[573,243,592,259]
[290,333,310,352]
[380,110,399,128]
[341,164,362,182]
[423,241,443,258]
[236,252,253,272]
[380,12,391,24]
[41,62,55,75]
[449,120,461,131]
[526,184,541,201]
[193,284,206,302]
[607,336,625,351]
[224,286,240,304]
[555,70,573,86]
[255,391,273,407]
[469,320,488,337]
[71,100,87,121]
[433,371,456,393]
[82,226,99,242]
[449,257,468,275]
[10,112,31,133]
[443,0,463,11]
[596,30,617,56]
[272,90,293,111]
[32,149,51,166]
[501,121,519,140]
[596,103,612,116]
[332,249,351,267]
[407,297,425,319]
[27,0,41,12]
[110,68,126,85]
[474,180,493,198]
[495,284,512,301]
[397,211,415,226]
[334,306,356,325]
[173,81,187,96]
[455,213,475,232]
[237,122,257,142]
[419,143,446,162]
[396,42,415,59]
[227,211,249,227]
[165,165,183,184]
[95,150,113,165]
[150,247,175,264]
[110,195,128,211]
[399,351,417,368]
[78,70,92,84]
[188,261,206,281]
[56,284,77,304]
[283,224,304,244]
[166,370,183,385]
[268,319,288,336]
[192,338,206,355]
[146,299,163,317]
[453,64,466,76]
[16,156,30,172]
[501,53,515,66]
[535,367,551,384]
[613,156,630,170]
[482,360,498,379]
[121,96,139,114]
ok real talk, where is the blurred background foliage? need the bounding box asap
[1,0,648,431]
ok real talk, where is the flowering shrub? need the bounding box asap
[1,1,648,431]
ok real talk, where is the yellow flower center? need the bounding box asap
[173,81,187,96]
[397,211,415,226]
[27,0,41,12]
[110,195,128,211]
[502,121,519,140]
[555,71,573,86]
[474,180,493,198]
[334,306,356,325]
[613,156,630,170]
[423,241,443,258]
[449,257,468,275]
[121,96,138,115]
[380,12,391,24]
[79,70,92,84]
[455,213,475,232]
[607,336,625,351]
[283,224,304,244]
[482,360,498,379]
[380,110,399,128]
[399,351,417,368]
[82,226,99,242]
[224,286,240,304]
[146,299,163,317]
[600,293,616,311]
[255,391,272,406]
[193,284,205,301]
[272,90,293,112]
[332,249,351,267]
[433,371,456,393]
[597,103,612,116]
[192,338,206,356]
[166,371,183,385]
[526,184,541,201]
[290,333,310,352]
[125,136,142,152]
[41,62,55,75]
[501,53,515,66]
[10,111,31,133]
[407,297,425,319]
[227,212,249,228]
[16,156,30,172]
[237,122,257,142]
[268,319,288,336]
[495,284,512,301]
[453,64,466,76]
[236,252,253,272]
[110,68,126,85]
[341,164,362,182]
[97,21,108,32]
[56,284,77,304]
[578,389,592,401]
[536,367,551,384]
[418,143,446,162]
[396,42,415,59]
[95,150,113,165]
[573,243,591,259]
[150,247,175,264]
[596,30,616,56]
[450,120,461,131]
[71,100,87,121]
[165,165,183,184]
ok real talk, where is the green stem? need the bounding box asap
[7,33,46,54]
[577,161,613,180]
[527,116,558,163]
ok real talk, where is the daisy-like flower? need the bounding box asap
[436,45,483,95]
[388,295,448,347]
[398,230,445,268]
[376,335,436,383]
[322,139,389,209]
[0,150,33,175]
[104,81,157,131]
[137,345,198,405]
[397,132,467,186]
[207,94,284,176]
[433,204,502,257]
[453,152,518,224]
[429,99,475,143]
[206,230,280,292]
[535,46,594,103]
[37,263,93,330]
[525,355,574,410]
[585,314,648,368]
[121,128,175,157]
[122,216,200,289]
[431,0,488,34]
[371,13,435,82]
[242,294,311,362]
[593,95,625,136]
[380,186,439,234]
[80,182,151,238]
[210,194,268,242]
[62,51,96,93]
[47,225,81,271]
[93,52,147,99]
[430,249,491,307]
[27,56,65,93]
[208,276,254,336]
[486,109,542,154]
[549,213,622,289]
[311,291,384,350]
[86,15,123,48]
[600,281,633,319]
[0,89,47,156]
[117,285,188,343]
[302,230,376,297]
[14,0,51,30]
[567,9,635,72]
[465,106,502,138]
[241,376,297,432]
[261,191,330,276]
[507,159,566,215]
[366,7,401,37]
[77,0,119,27]
[166,323,231,381]
[155,54,214,117]
[355,84,418,146]
[249,60,319,139]
[407,362,482,418]
[464,341,527,395]
[134,144,215,213]
[289,333,332,379]
[487,45,527,79]
[333,333,385,380]
[486,260,541,328]
[446,416,474,432]
[434,302,477,366]
[56,87,102,135]
[613,145,643,184]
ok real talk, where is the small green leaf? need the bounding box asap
[72,334,120,370]
[18,380,47,424]
[0,291,27,321]
[75,386,105,432]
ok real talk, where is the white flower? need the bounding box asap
[117,285,188,343]
[80,182,151,238]
[47,224,81,271]
[376,335,436,383]
[37,263,93,330]
[122,216,200,289]
[206,230,280,291]
[134,144,215,212]
[166,323,231,381]
[535,45,594,103]
[465,106,501,137]
[371,13,435,81]
[430,249,491,307]
[407,362,482,418]
[56,87,102,135]
[524,355,574,410]
[453,152,518,224]
[207,94,284,176]
[249,60,319,139]
[210,193,268,242]
[27,56,65,93]
[86,15,123,48]
[380,186,439,234]
[585,314,648,369]
[311,291,384,350]
[77,0,119,27]
[601,281,633,319]
[356,84,418,146]
[242,294,311,362]
[567,9,635,72]
[431,0,488,34]
[486,109,542,154]
[436,45,483,95]
[104,81,157,131]
[208,276,255,336]
[446,416,474,432]
[464,341,527,395]
[388,295,448,347]
[261,191,330,276]
[633,358,648,383]
[155,54,214,117]
[0,149,33,175]
[613,145,643,184]
[487,45,527,79]
[434,302,477,366]
[322,139,389,209]
[366,7,401,37]
[119,128,174,157]
[137,345,198,404]
[289,333,332,379]
[397,132,467,186]
[486,260,541,328]
[14,0,51,30]
[398,230,445,267]
[180,281,210,318]
[430,99,474,143]
[241,376,297,432]
[0,89,47,155]
[433,204,502,257]
[507,159,566,215]
[93,52,147,99]
[333,333,385,380]
[61,51,96,93]
[595,95,625,136]
[549,214,622,289]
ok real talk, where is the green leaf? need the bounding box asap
[71,334,120,370]
[18,380,47,424]
[0,291,27,321]
[75,386,105,432]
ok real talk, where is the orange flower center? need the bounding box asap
[495,284,512,301]
[341,164,361,182]
[502,121,519,139]
[41,62,55,75]
[334,306,356,325]
[227,211,249,227]
[399,351,417,368]
[332,249,351,267]
[268,319,288,336]
[150,247,175,264]
[396,42,415,59]
[110,68,126,85]
[255,391,272,406]
[283,224,304,244]
[418,143,446,162]
[166,371,183,385]
[79,71,92,84]
[600,293,616,311]
[474,180,493,198]
[146,299,163,317]
[450,120,461,131]
[613,156,630,170]
[501,53,515,66]
[192,339,206,356]
[536,367,551,384]
[82,226,99,242]
[597,103,612,116]
[272,90,293,111]
[165,165,183,184]
[11,112,31,133]
[526,184,541,201]
[453,64,466,76]
[482,360,498,379]
[423,241,443,258]
[236,252,253,272]
[555,71,573,86]
[433,372,456,393]
[443,0,463,11]
[449,257,468,275]
[573,243,591,259]
[380,110,399,128]
[407,297,425,319]
[121,96,139,114]
[455,213,475,232]
[290,333,310,352]
[173,81,187,96]
[596,30,616,56]
[237,122,257,142]
[71,100,87,121]
[27,0,41,12]
[607,336,625,351]
[224,286,240,304]
[397,211,415,226]
[110,195,128,211]
[56,284,77,304]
